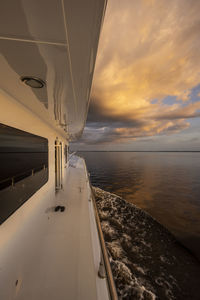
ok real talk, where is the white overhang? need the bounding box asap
[0,0,107,140]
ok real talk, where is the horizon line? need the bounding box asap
[73,150,200,153]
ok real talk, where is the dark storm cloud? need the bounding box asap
[87,98,145,128]
[78,98,199,146]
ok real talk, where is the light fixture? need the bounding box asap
[20,76,45,88]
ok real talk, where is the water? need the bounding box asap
[79,151,200,260]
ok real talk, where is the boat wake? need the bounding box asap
[93,187,200,300]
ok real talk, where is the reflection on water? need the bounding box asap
[79,151,200,260]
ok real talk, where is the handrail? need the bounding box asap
[0,164,47,186]
[69,151,76,158]
[82,159,118,300]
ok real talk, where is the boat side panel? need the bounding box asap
[0,90,68,299]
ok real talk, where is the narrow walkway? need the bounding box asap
[15,156,105,300]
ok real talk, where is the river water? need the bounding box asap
[79,151,200,260]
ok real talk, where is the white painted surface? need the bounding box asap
[0,90,109,299]
[0,155,109,299]
[0,1,109,297]
[0,0,107,139]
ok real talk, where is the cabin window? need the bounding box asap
[55,140,62,190]
[0,123,48,224]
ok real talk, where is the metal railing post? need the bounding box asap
[0,165,47,190]
[98,254,106,279]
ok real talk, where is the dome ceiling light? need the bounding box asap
[20,76,45,88]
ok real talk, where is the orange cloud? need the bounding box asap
[90,0,200,141]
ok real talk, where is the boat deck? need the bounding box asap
[0,156,109,300]
[31,156,109,300]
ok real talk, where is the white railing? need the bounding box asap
[82,158,118,300]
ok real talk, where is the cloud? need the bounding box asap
[79,98,200,146]
[75,0,200,148]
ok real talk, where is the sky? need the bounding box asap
[72,0,200,151]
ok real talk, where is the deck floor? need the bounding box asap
[16,156,106,300]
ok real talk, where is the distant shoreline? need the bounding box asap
[77,150,200,152]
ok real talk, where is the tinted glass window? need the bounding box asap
[0,124,48,224]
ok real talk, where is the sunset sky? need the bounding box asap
[73,0,200,151]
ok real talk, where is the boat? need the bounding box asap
[0,1,118,299]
